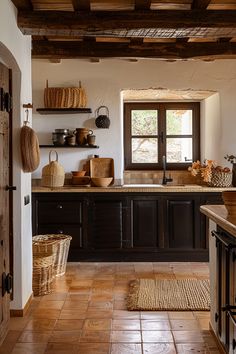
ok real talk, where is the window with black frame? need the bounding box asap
[124,102,200,170]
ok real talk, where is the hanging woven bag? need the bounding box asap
[20,109,40,172]
[41,150,65,187]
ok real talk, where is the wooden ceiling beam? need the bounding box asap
[191,0,211,9]
[18,10,236,36]
[71,0,90,11]
[32,40,236,60]
[11,0,32,10]
[135,0,151,10]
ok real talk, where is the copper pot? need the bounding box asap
[74,128,93,145]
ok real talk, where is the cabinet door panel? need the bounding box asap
[167,200,194,249]
[90,200,123,249]
[37,201,82,224]
[132,200,158,247]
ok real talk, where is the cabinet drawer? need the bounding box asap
[37,201,82,224]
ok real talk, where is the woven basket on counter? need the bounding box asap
[33,234,72,277]
[208,171,232,187]
[44,80,87,108]
[41,150,65,187]
[32,255,55,296]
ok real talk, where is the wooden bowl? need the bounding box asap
[71,170,86,177]
[72,176,90,185]
[91,177,113,187]
[222,191,236,215]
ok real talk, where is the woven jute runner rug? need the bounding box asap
[127,278,210,311]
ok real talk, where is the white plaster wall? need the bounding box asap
[0,0,32,309]
[201,93,221,162]
[32,59,236,178]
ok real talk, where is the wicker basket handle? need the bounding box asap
[49,150,58,163]
[96,106,109,118]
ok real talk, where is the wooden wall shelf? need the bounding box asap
[36,108,92,114]
[39,145,99,148]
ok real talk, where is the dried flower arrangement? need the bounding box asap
[188,159,231,185]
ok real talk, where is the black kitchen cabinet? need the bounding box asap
[32,191,223,261]
[131,197,160,248]
[163,196,201,250]
[32,193,88,261]
[87,196,130,250]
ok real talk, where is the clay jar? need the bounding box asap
[74,128,93,145]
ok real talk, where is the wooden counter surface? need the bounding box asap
[200,204,236,238]
[32,185,236,193]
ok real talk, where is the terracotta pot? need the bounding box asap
[74,128,93,145]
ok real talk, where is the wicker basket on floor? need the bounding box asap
[32,234,72,277]
[33,255,55,296]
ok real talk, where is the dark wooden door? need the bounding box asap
[88,196,129,249]
[131,198,159,248]
[163,195,201,249]
[0,63,11,344]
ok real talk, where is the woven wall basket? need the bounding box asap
[41,150,65,187]
[44,80,87,108]
[20,125,40,173]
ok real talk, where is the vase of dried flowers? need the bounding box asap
[188,159,232,187]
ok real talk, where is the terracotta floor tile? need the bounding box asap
[170,319,200,331]
[30,309,61,319]
[37,301,64,310]
[77,342,111,354]
[25,319,56,331]
[142,343,177,354]
[112,319,141,331]
[111,330,141,343]
[90,294,113,301]
[110,343,142,354]
[172,331,204,343]
[83,319,112,331]
[45,342,78,354]
[168,312,195,320]
[141,320,171,331]
[86,309,113,319]
[40,293,67,301]
[9,317,30,331]
[54,319,84,331]
[18,330,52,343]
[66,294,90,301]
[176,343,209,353]
[198,319,210,330]
[142,330,173,343]
[11,342,47,354]
[59,309,87,320]
[89,301,113,310]
[49,330,81,343]
[63,301,88,310]
[113,310,140,320]
[140,312,169,320]
[79,330,111,342]
[0,330,22,354]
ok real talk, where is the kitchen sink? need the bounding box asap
[122,184,164,187]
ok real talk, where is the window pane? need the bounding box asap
[166,110,192,135]
[131,110,158,136]
[166,138,192,163]
[132,138,158,163]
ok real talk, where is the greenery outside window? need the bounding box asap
[124,102,200,170]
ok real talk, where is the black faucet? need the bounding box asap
[162,155,173,185]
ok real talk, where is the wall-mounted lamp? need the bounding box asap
[95,106,110,129]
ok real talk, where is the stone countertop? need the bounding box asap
[32,184,236,193]
[200,204,236,237]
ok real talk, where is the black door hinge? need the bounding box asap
[215,312,219,322]
[2,272,13,296]
[4,92,12,113]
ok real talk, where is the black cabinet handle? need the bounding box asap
[57,230,64,234]
[211,230,236,249]
[56,205,63,209]
[5,185,16,191]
